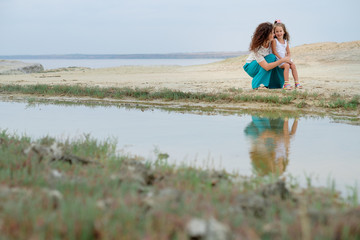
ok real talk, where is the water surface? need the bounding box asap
[13,58,224,69]
[1,101,359,195]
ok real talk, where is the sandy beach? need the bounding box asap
[1,41,360,113]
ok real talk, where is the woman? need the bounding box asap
[243,22,291,89]
[244,116,298,176]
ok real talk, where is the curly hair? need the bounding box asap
[274,22,290,42]
[249,22,273,52]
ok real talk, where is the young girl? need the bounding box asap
[243,22,291,90]
[271,20,302,90]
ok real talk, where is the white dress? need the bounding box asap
[275,38,287,58]
[274,38,290,66]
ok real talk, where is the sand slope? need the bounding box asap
[1,41,359,98]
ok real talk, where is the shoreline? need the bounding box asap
[1,86,359,124]
[0,41,359,117]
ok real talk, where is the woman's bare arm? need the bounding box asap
[258,56,291,71]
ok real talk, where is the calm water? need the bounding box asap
[14,58,224,70]
[1,101,359,195]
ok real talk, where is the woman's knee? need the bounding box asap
[264,54,277,63]
[243,61,260,77]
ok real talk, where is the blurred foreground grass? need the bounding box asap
[0,131,359,239]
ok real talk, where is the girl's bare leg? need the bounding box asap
[290,118,298,135]
[290,63,299,83]
[281,63,292,89]
[281,63,290,83]
[290,63,302,88]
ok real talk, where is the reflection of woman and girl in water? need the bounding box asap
[243,20,302,90]
[242,20,300,175]
[244,117,298,176]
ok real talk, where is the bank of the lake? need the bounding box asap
[0,85,359,120]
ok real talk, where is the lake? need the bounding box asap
[1,100,359,196]
[12,58,225,70]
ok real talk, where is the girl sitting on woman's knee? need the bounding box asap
[271,20,302,90]
[243,22,291,90]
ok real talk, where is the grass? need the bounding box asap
[1,84,359,112]
[328,95,360,109]
[0,84,351,106]
[296,100,307,108]
[0,131,359,239]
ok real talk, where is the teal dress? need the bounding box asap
[243,54,285,89]
[244,116,285,140]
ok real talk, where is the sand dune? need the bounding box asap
[291,41,360,64]
[1,41,359,99]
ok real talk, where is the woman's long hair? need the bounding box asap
[249,22,273,52]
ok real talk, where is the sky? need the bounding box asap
[1,0,360,55]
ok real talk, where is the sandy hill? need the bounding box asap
[291,41,360,64]
[211,40,360,70]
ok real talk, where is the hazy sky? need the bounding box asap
[1,0,359,55]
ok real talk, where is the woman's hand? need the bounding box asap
[259,55,292,71]
[281,56,292,64]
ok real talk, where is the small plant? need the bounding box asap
[296,100,306,108]
[331,92,342,99]
[153,147,170,167]
[280,96,294,104]
[346,184,359,207]
[328,98,346,108]
[228,87,243,93]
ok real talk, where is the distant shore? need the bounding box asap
[0,51,248,60]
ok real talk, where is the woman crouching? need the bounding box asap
[243,22,291,89]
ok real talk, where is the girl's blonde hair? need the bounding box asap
[274,22,290,42]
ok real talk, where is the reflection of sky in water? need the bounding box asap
[14,59,224,70]
[1,101,359,195]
